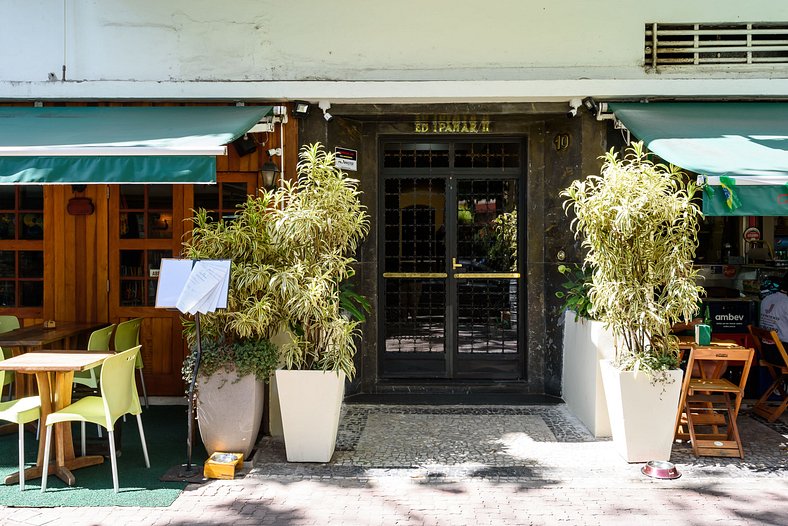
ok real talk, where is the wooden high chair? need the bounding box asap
[748,325,788,422]
[680,346,754,458]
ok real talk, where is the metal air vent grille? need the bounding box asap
[645,23,788,68]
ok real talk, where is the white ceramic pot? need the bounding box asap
[599,359,683,463]
[196,366,265,459]
[275,369,345,463]
[561,311,616,437]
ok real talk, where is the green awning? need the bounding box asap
[609,102,788,216]
[0,106,272,184]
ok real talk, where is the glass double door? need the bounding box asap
[381,140,525,379]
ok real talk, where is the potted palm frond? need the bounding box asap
[561,142,704,462]
[271,143,369,462]
[182,191,284,458]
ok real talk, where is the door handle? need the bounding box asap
[452,258,463,269]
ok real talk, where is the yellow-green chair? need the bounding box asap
[41,346,149,493]
[0,315,20,400]
[0,351,41,491]
[73,324,116,390]
[114,318,147,408]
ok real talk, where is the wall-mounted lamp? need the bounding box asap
[267,147,282,157]
[261,162,280,191]
[318,100,333,122]
[292,100,311,119]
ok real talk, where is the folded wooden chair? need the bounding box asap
[748,325,788,422]
[682,346,754,458]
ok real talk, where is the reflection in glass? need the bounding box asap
[0,281,14,307]
[456,179,518,272]
[148,185,173,209]
[120,212,145,239]
[0,214,15,240]
[147,250,171,276]
[19,186,43,210]
[19,281,43,307]
[121,280,144,307]
[383,143,450,169]
[120,250,144,277]
[222,182,248,211]
[0,251,14,277]
[20,213,43,240]
[0,187,14,210]
[119,185,145,209]
[457,278,518,355]
[19,251,43,278]
[384,278,445,354]
[193,184,219,211]
[147,212,173,239]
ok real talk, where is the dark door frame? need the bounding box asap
[376,135,528,381]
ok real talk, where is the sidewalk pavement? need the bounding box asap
[1,403,787,525]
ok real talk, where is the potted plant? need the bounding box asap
[182,190,286,459]
[557,263,615,438]
[561,142,703,462]
[181,338,279,458]
[270,143,369,462]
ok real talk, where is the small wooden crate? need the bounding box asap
[203,452,244,480]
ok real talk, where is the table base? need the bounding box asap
[3,455,104,486]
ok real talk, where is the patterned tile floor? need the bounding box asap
[253,403,788,481]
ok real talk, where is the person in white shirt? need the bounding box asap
[759,272,788,363]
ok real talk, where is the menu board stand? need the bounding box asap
[155,258,231,478]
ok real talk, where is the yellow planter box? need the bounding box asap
[203,452,244,480]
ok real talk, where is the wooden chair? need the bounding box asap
[748,325,788,422]
[680,346,754,458]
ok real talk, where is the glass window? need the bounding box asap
[0,187,44,308]
[193,178,254,224]
[119,185,173,239]
[120,249,172,307]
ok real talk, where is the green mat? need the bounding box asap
[0,405,206,507]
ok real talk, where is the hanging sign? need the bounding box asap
[743,226,761,241]
[335,147,358,171]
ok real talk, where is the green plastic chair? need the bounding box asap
[73,324,116,390]
[114,318,147,408]
[0,316,20,400]
[41,345,149,494]
[0,351,41,491]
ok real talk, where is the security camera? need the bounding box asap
[318,100,333,122]
[567,98,582,118]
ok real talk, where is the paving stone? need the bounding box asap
[1,403,787,525]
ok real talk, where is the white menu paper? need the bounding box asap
[155,258,230,314]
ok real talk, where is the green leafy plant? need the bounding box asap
[273,144,370,379]
[490,209,518,271]
[182,337,280,385]
[184,143,369,381]
[555,263,595,319]
[560,142,704,378]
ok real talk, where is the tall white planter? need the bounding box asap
[599,359,683,463]
[561,311,616,437]
[275,369,345,463]
[196,367,265,459]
